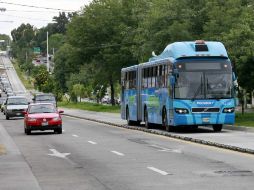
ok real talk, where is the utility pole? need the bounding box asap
[47,31,49,72]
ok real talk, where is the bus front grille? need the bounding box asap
[192,108,220,113]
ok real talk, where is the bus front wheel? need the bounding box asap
[212,124,223,132]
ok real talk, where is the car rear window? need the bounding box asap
[35,95,55,101]
[7,98,28,105]
[29,104,56,114]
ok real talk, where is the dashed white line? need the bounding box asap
[88,141,97,145]
[111,151,125,156]
[147,166,169,175]
[72,134,79,137]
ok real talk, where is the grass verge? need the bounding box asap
[235,112,254,127]
[58,101,120,113]
[12,60,34,90]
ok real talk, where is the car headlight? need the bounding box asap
[175,108,189,114]
[223,107,235,113]
[52,117,61,121]
[28,118,37,122]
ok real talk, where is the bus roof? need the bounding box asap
[149,41,229,62]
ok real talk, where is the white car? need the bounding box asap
[4,96,29,120]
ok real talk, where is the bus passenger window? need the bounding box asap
[152,67,156,87]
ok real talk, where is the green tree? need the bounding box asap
[72,84,85,102]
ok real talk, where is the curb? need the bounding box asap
[224,125,254,133]
[63,113,254,155]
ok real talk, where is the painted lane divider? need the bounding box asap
[150,144,182,153]
[111,151,125,156]
[72,134,79,138]
[48,149,70,159]
[147,166,169,176]
[88,141,97,145]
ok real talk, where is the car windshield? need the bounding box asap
[35,95,55,101]
[174,61,233,99]
[7,98,28,105]
[29,104,56,114]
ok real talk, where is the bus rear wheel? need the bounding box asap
[212,124,223,132]
[126,107,138,126]
[144,108,151,129]
[162,109,168,131]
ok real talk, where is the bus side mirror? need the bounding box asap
[170,76,176,85]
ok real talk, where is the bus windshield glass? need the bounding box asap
[174,61,233,99]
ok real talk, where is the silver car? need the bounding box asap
[4,96,29,120]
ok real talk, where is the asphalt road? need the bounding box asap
[1,55,254,189]
[1,113,254,190]
[1,56,27,94]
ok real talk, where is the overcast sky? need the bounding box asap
[0,0,91,36]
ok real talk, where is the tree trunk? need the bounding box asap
[110,77,115,106]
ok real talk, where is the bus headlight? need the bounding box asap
[223,107,235,113]
[175,108,189,114]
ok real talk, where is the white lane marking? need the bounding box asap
[62,130,65,132]
[88,141,97,145]
[147,167,169,176]
[150,144,182,153]
[72,134,79,138]
[111,151,125,156]
[48,149,70,159]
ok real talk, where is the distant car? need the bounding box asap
[4,96,29,120]
[102,95,110,104]
[33,93,57,107]
[23,103,63,135]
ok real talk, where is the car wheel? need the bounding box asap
[6,114,9,120]
[58,128,62,134]
[26,129,31,135]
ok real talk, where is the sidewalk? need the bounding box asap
[62,108,254,154]
[0,124,41,190]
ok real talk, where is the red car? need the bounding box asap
[23,103,64,135]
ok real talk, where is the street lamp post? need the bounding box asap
[47,31,49,72]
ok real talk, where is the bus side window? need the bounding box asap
[157,65,163,88]
[133,71,136,89]
[152,67,156,87]
[165,65,168,87]
[148,68,151,88]
[154,66,158,88]
[143,68,147,89]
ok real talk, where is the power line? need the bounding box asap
[0,20,13,23]
[0,13,53,22]
[6,9,60,13]
[0,1,75,12]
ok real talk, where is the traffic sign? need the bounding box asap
[33,47,40,54]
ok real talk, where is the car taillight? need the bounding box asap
[52,117,61,121]
[28,118,37,122]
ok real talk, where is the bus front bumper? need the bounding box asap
[173,113,235,126]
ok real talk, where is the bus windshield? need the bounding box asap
[174,61,233,99]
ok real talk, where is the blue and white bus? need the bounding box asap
[121,40,237,132]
